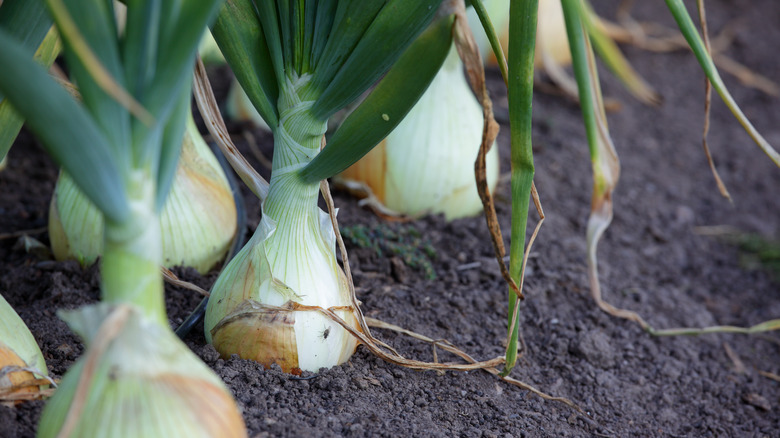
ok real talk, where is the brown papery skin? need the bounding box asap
[161,374,248,438]
[0,347,40,406]
[210,303,300,373]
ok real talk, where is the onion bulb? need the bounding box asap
[206,80,360,373]
[339,44,500,221]
[37,303,246,438]
[0,294,48,405]
[205,196,360,373]
[48,113,237,273]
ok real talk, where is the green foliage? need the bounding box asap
[0,0,55,164]
[300,13,454,183]
[341,224,437,281]
[0,28,128,222]
[737,234,780,282]
[212,0,451,184]
[0,0,223,219]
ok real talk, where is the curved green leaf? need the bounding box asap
[501,0,538,377]
[468,0,508,83]
[0,25,61,163]
[0,29,128,223]
[133,0,221,166]
[310,0,444,120]
[254,1,286,87]
[148,0,222,118]
[0,0,53,55]
[309,0,337,70]
[212,0,279,128]
[308,0,385,97]
[121,0,161,102]
[155,83,191,212]
[664,0,780,167]
[299,14,454,183]
[581,0,659,106]
[46,0,130,154]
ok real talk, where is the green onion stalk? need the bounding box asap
[0,0,246,436]
[204,0,455,372]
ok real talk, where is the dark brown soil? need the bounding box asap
[2,1,779,436]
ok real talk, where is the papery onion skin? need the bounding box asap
[48,116,237,274]
[37,304,247,438]
[340,45,500,221]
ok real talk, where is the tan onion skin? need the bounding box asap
[205,235,361,373]
[339,44,499,221]
[339,140,388,202]
[159,374,247,438]
[0,345,39,405]
[211,301,301,372]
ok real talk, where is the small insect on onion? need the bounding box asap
[48,113,237,274]
[205,192,361,374]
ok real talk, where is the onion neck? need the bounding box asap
[101,168,166,325]
[263,74,327,233]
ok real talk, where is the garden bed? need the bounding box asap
[2,0,779,436]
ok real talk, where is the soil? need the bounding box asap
[2,1,779,436]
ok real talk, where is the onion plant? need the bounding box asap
[0,0,246,436]
[203,0,460,372]
[471,0,780,376]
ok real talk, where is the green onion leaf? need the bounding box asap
[664,0,780,166]
[311,0,443,120]
[46,0,131,158]
[300,13,454,183]
[501,0,538,377]
[0,29,128,223]
[0,0,53,56]
[155,84,191,211]
[212,0,280,129]
[0,0,57,161]
[309,0,337,70]
[254,1,286,87]
[307,0,385,101]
